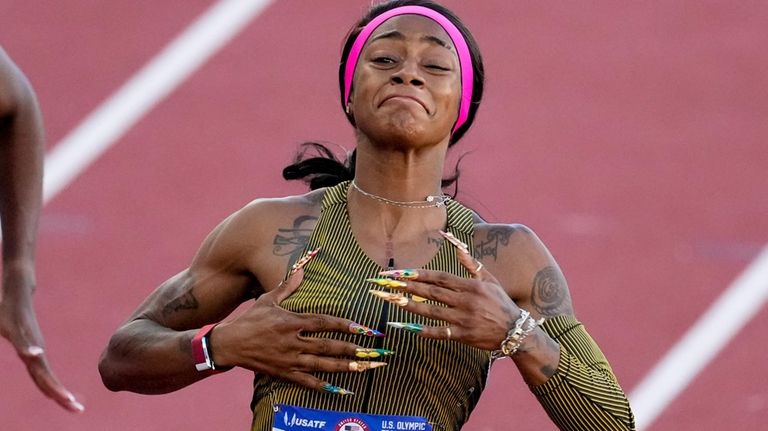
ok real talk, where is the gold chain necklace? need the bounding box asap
[350,180,450,208]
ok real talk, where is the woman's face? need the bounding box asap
[349,15,461,149]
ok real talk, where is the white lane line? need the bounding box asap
[630,245,768,430]
[42,0,274,203]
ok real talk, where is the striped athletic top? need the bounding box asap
[250,181,490,431]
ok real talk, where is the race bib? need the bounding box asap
[272,403,433,431]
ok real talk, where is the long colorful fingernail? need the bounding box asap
[348,361,388,372]
[355,348,395,358]
[378,269,418,280]
[387,322,424,333]
[322,383,354,395]
[369,290,409,306]
[412,295,428,303]
[349,322,385,337]
[366,278,408,288]
[290,248,320,275]
[439,230,470,254]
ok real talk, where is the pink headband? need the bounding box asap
[343,5,473,134]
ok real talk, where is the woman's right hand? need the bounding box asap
[210,266,387,394]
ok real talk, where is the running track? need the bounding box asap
[1,1,766,430]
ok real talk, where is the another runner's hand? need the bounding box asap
[0,266,84,412]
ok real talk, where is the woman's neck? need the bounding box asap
[352,138,449,202]
[347,139,450,247]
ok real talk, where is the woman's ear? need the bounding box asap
[345,99,355,119]
[346,87,355,114]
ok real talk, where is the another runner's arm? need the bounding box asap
[0,47,43,295]
[0,47,86,413]
[98,207,260,394]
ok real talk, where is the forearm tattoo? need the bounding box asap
[531,266,570,316]
[272,215,317,267]
[474,227,514,261]
[161,275,199,318]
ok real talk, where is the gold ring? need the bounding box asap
[475,261,484,272]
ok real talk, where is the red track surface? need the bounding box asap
[1,1,766,429]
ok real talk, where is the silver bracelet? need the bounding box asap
[491,310,540,359]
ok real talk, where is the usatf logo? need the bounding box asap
[335,417,369,431]
[283,412,327,429]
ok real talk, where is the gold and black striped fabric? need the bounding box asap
[533,316,636,430]
[250,181,490,431]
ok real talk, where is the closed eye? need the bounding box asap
[426,64,451,71]
[372,56,397,65]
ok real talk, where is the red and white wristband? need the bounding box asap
[192,323,230,373]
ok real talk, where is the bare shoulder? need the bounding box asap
[473,221,574,318]
[125,190,326,327]
[201,188,325,290]
[205,188,324,255]
[232,188,324,233]
[472,220,547,263]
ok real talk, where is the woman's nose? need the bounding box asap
[390,61,424,87]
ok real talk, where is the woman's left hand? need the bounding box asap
[370,250,520,351]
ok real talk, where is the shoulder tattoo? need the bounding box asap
[474,226,515,261]
[427,235,443,248]
[272,215,318,267]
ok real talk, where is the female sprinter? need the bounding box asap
[100,1,635,430]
